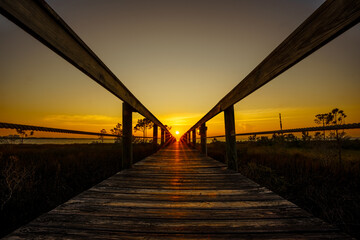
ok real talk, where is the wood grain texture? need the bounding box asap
[122,102,133,169]
[161,129,165,145]
[3,142,352,239]
[186,0,360,133]
[224,105,238,171]
[153,124,158,149]
[192,129,196,146]
[0,0,170,134]
[200,123,207,155]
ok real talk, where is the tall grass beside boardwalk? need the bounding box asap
[0,143,157,238]
[207,140,360,239]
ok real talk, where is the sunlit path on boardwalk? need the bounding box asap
[4,142,350,239]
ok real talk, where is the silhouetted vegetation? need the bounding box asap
[314,108,348,163]
[0,143,157,238]
[98,129,107,143]
[207,138,360,238]
[134,118,153,138]
[15,129,34,144]
[110,123,122,143]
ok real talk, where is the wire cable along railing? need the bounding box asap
[181,0,360,171]
[205,123,360,139]
[0,122,156,139]
[0,0,174,169]
[0,122,120,138]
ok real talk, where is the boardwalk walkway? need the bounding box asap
[4,142,351,239]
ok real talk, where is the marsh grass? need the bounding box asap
[0,143,157,237]
[207,140,360,238]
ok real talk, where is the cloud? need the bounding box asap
[160,113,204,126]
[43,114,120,127]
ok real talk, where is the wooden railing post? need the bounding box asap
[165,131,169,143]
[122,102,133,169]
[161,129,165,145]
[192,129,196,147]
[153,124,158,149]
[224,105,238,171]
[200,123,207,155]
[187,132,191,145]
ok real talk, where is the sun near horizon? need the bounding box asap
[0,0,359,138]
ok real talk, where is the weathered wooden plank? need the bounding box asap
[72,192,286,202]
[91,184,268,191]
[122,102,133,169]
[161,129,165,145]
[200,123,207,155]
[4,142,351,239]
[99,174,259,182]
[0,0,170,134]
[224,105,238,171]
[153,124,158,149]
[7,228,352,240]
[24,215,339,233]
[58,198,295,209]
[51,205,311,219]
[188,0,360,132]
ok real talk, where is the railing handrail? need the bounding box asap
[0,122,118,137]
[0,0,171,135]
[205,123,360,139]
[184,1,360,134]
[0,122,158,139]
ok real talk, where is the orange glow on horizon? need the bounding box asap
[1,1,359,140]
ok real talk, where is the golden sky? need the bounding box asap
[0,0,359,139]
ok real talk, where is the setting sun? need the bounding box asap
[175,131,179,135]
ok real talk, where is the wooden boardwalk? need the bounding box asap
[4,142,351,239]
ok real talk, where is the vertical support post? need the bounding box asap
[188,132,191,145]
[153,124,158,149]
[161,129,165,145]
[192,129,196,147]
[200,123,207,155]
[224,105,238,171]
[122,102,133,169]
[165,131,169,143]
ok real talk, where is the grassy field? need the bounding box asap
[207,139,360,239]
[0,143,157,238]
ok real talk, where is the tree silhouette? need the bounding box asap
[314,108,347,141]
[16,129,33,144]
[315,108,347,163]
[284,133,297,142]
[328,108,347,163]
[134,118,153,138]
[328,108,347,126]
[110,123,122,143]
[314,132,323,141]
[248,134,256,142]
[301,131,311,142]
[99,129,107,143]
[314,113,330,140]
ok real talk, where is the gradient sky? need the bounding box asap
[0,0,359,138]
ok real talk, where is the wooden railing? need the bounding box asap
[0,0,174,168]
[199,123,360,140]
[181,0,360,171]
